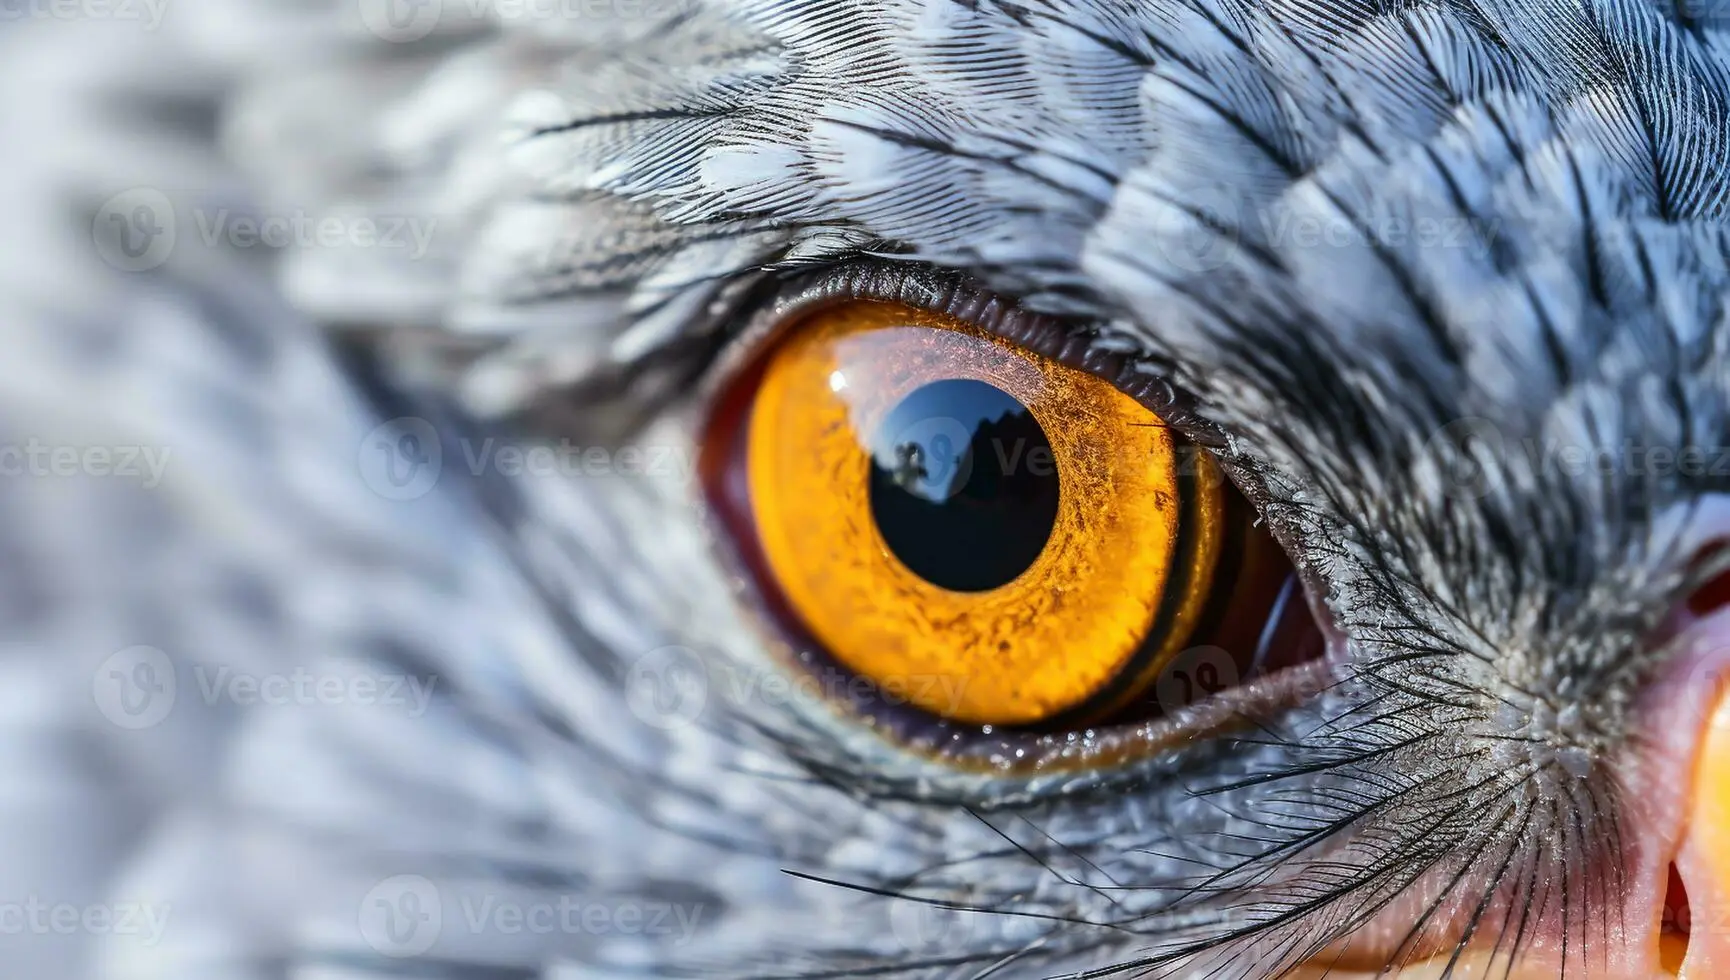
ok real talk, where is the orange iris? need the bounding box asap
[706,300,1289,729]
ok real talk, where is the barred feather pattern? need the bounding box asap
[6,0,1730,978]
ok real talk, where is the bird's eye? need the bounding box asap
[702,293,1323,744]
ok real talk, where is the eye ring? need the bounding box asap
[697,269,1329,769]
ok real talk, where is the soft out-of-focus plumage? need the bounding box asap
[4,1,1730,978]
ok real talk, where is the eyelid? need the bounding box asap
[697,263,1196,432]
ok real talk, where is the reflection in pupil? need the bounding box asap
[867,379,1061,593]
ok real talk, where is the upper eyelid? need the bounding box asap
[697,261,1201,430]
[703,264,1058,384]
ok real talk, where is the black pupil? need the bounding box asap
[867,379,1061,593]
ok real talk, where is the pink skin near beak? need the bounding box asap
[1659,579,1730,978]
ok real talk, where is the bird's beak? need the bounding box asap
[1285,600,1730,979]
[1669,680,1730,978]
